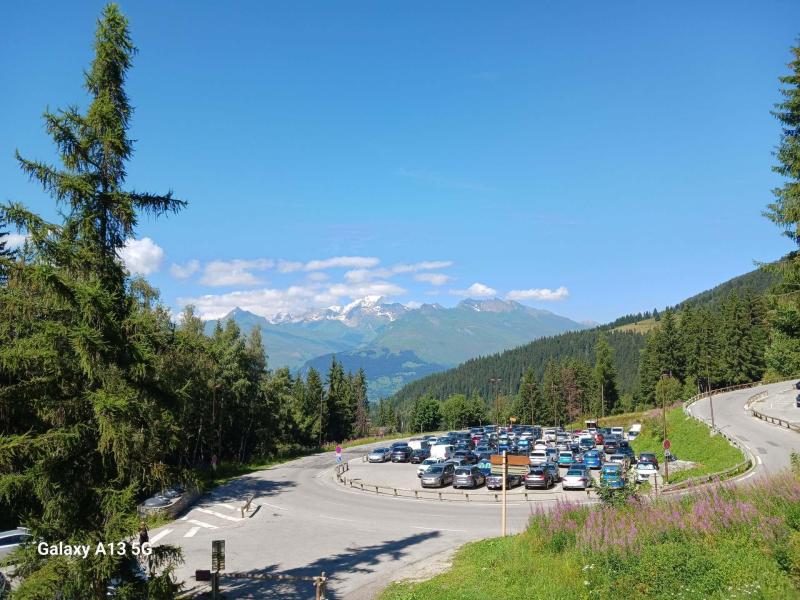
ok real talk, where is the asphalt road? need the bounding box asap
[151,381,800,599]
[154,444,596,599]
[748,381,800,427]
[689,380,800,475]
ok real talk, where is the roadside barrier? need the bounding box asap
[334,457,597,504]
[746,388,800,432]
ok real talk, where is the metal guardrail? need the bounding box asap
[747,388,800,432]
[667,383,770,493]
[335,458,595,503]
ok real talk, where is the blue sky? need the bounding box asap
[2,1,799,323]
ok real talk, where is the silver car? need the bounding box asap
[421,464,455,488]
[453,466,485,489]
[562,468,591,490]
[367,447,392,463]
[0,527,32,560]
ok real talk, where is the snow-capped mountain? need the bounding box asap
[207,296,587,398]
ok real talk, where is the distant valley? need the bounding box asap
[205,296,587,398]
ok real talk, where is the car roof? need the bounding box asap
[0,528,31,537]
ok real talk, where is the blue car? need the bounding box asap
[476,459,493,477]
[583,450,603,469]
[600,464,625,488]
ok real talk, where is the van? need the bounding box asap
[430,444,453,460]
[408,439,429,451]
[627,423,642,441]
[610,427,624,438]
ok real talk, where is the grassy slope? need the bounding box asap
[612,317,658,334]
[381,472,800,600]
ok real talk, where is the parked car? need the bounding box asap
[410,448,431,463]
[529,450,549,466]
[603,440,619,455]
[557,451,575,468]
[607,453,630,470]
[635,462,658,483]
[453,450,478,464]
[795,381,800,390]
[797,393,800,408]
[391,445,413,462]
[638,452,659,469]
[453,466,486,489]
[594,432,605,446]
[443,457,470,469]
[417,457,443,477]
[562,468,592,490]
[430,443,454,460]
[618,441,636,463]
[583,450,603,469]
[579,436,596,451]
[486,473,522,490]
[600,464,625,488]
[525,466,554,489]
[0,527,33,560]
[368,447,392,463]
[543,462,561,483]
[421,464,455,488]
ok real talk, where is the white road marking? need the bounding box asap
[215,503,239,511]
[197,508,242,522]
[319,515,357,523]
[410,525,466,533]
[261,502,288,511]
[757,456,763,465]
[739,470,757,481]
[184,527,200,538]
[188,519,218,529]
[180,515,188,521]
[150,529,173,544]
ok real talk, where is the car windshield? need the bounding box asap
[559,452,572,457]
[637,463,655,470]
[529,468,544,474]
[602,465,620,473]
[372,448,387,453]
[455,468,472,475]
[426,466,443,474]
[394,446,409,451]
[566,470,584,476]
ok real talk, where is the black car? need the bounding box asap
[603,440,619,455]
[486,473,522,490]
[618,441,636,463]
[795,381,800,390]
[391,445,413,462]
[796,393,800,408]
[409,448,430,463]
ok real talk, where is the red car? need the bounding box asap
[594,432,605,446]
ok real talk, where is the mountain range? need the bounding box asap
[205,296,587,398]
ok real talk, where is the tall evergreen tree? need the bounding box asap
[764,40,800,376]
[352,368,370,438]
[592,334,619,417]
[0,5,184,597]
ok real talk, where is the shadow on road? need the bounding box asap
[206,476,297,504]
[211,530,440,599]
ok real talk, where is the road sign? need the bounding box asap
[211,540,225,572]
[489,454,529,466]
[491,464,529,476]
[663,439,671,450]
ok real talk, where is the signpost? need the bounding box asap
[211,540,225,599]
[490,453,529,536]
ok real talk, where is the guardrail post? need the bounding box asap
[393,488,397,496]
[438,492,442,501]
[465,493,469,502]
[414,490,418,499]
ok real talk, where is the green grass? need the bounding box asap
[381,471,800,600]
[631,407,744,484]
[612,317,658,334]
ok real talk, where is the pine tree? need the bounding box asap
[592,334,619,417]
[764,39,800,376]
[352,368,370,438]
[0,5,184,596]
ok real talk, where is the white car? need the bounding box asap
[417,457,443,477]
[533,440,548,450]
[635,462,658,483]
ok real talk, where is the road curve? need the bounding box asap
[689,380,800,477]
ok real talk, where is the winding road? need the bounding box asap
[150,380,800,599]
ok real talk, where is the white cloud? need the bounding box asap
[344,260,453,282]
[414,272,451,285]
[169,259,200,279]
[304,256,380,271]
[507,286,569,301]
[449,282,497,298]
[119,237,164,275]
[405,300,423,309]
[199,259,274,287]
[3,233,29,249]
[277,260,304,273]
[306,271,329,282]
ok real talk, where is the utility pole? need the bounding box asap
[661,370,670,482]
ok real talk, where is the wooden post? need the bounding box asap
[501,450,508,536]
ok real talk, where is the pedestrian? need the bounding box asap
[138,521,149,546]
